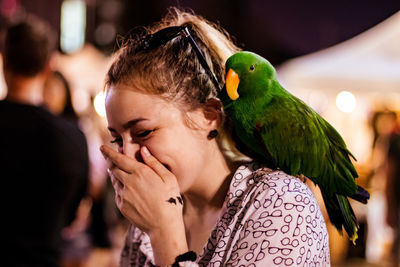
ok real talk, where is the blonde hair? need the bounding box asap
[106,7,246,160]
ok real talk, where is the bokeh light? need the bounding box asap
[336,90,357,113]
[94,91,106,117]
[60,0,86,53]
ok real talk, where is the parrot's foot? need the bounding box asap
[296,174,308,183]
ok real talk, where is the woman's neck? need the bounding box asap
[183,144,239,214]
[181,145,241,253]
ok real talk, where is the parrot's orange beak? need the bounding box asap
[226,69,239,101]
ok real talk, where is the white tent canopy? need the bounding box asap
[278,11,400,93]
[275,12,400,164]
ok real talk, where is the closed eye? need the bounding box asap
[136,129,155,138]
[110,137,122,146]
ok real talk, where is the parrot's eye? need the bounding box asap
[249,65,255,72]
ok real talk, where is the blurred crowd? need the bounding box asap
[365,110,400,266]
[1,9,400,267]
[0,14,126,267]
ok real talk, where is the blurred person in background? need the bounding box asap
[366,110,398,263]
[384,111,400,267]
[43,70,79,123]
[43,70,92,267]
[0,15,89,267]
[43,70,115,267]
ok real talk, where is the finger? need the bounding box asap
[100,145,140,173]
[109,174,123,203]
[115,191,122,209]
[109,172,124,208]
[108,167,127,186]
[140,146,174,183]
[108,169,122,189]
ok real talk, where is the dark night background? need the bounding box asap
[0,0,399,264]
[120,0,400,65]
[1,0,399,65]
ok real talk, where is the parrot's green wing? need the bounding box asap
[254,82,358,196]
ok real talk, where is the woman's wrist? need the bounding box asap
[149,220,189,266]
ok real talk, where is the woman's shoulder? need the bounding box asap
[227,161,314,204]
[224,161,326,230]
[200,161,330,265]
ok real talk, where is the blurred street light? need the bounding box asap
[60,0,86,53]
[336,90,356,113]
[94,91,106,117]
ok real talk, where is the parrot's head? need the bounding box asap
[219,51,277,107]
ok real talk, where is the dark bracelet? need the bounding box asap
[172,251,197,267]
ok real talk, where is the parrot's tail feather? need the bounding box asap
[336,195,358,241]
[321,189,359,243]
[349,186,370,204]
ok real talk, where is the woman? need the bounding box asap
[100,8,330,266]
[43,71,79,123]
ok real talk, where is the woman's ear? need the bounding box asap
[203,98,223,129]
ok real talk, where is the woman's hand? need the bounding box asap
[100,145,188,265]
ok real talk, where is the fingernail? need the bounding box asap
[142,146,151,157]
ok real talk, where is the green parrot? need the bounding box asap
[218,51,369,243]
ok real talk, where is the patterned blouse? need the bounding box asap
[120,162,330,266]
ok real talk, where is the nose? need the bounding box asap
[120,141,142,161]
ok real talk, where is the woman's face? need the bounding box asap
[105,84,215,192]
[43,76,67,115]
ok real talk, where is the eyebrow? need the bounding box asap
[108,118,148,133]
